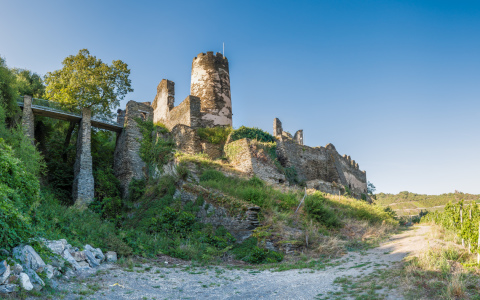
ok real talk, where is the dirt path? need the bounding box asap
[57,226,432,300]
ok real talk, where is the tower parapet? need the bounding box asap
[191,52,232,127]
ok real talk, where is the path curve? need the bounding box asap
[59,226,432,300]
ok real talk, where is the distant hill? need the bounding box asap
[374,191,480,216]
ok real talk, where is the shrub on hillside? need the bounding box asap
[0,138,39,249]
[197,126,232,144]
[229,126,276,143]
[304,193,341,228]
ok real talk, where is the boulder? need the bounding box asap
[19,273,33,291]
[62,249,81,270]
[12,245,46,272]
[12,264,23,275]
[44,265,55,279]
[0,249,9,257]
[63,267,75,279]
[45,240,65,255]
[105,251,117,262]
[49,256,65,270]
[25,268,44,287]
[0,284,19,294]
[77,261,90,269]
[0,260,7,276]
[85,244,105,262]
[70,251,86,262]
[84,250,100,268]
[0,264,10,284]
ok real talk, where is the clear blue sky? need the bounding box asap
[1,0,479,195]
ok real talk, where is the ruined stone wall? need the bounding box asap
[152,79,175,125]
[114,101,153,197]
[225,138,286,185]
[191,52,232,127]
[273,118,367,198]
[170,124,202,155]
[164,96,201,130]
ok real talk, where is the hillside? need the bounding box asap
[375,191,480,216]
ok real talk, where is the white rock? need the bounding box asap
[12,245,46,272]
[19,273,33,291]
[25,268,44,286]
[105,251,117,262]
[85,245,105,262]
[62,249,81,270]
[44,265,55,279]
[84,250,100,268]
[45,240,65,255]
[0,264,10,284]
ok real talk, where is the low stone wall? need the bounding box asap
[164,96,201,130]
[225,138,285,185]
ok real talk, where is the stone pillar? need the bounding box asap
[73,107,94,206]
[21,95,35,144]
[273,118,282,137]
[294,130,303,145]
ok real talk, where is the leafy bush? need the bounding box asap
[304,193,341,228]
[231,237,283,264]
[229,126,276,143]
[197,126,232,144]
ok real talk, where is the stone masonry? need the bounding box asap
[114,101,153,197]
[152,52,232,130]
[72,107,94,206]
[191,52,232,127]
[21,95,35,144]
[273,118,367,198]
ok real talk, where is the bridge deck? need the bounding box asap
[19,101,123,132]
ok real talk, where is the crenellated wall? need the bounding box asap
[273,118,367,198]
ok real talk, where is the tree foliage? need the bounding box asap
[44,49,133,116]
[0,57,19,117]
[12,68,45,98]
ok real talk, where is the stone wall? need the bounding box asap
[114,101,153,197]
[225,138,286,185]
[274,118,367,198]
[191,52,232,127]
[72,108,94,206]
[151,78,202,131]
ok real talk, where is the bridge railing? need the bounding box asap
[31,98,81,117]
[18,96,122,127]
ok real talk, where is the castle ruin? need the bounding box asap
[116,51,368,199]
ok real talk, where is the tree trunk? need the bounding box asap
[62,121,76,163]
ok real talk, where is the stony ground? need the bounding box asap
[49,226,432,300]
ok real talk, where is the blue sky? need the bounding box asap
[1,0,479,195]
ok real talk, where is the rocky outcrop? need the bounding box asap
[0,239,116,295]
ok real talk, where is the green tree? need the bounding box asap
[0,57,19,119]
[13,68,45,98]
[44,49,133,115]
[44,49,133,161]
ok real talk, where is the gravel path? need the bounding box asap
[58,226,431,300]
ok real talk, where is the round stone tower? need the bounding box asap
[190,51,232,127]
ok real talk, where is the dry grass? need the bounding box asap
[401,224,480,299]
